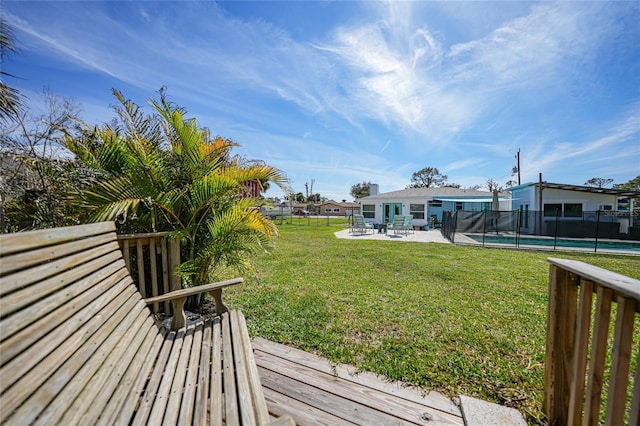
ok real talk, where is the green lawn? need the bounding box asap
[225,222,640,423]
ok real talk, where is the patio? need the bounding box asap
[335,228,450,243]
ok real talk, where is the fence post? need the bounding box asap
[553,209,559,250]
[481,211,486,247]
[594,210,600,253]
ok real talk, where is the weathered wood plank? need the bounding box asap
[194,320,213,426]
[146,327,186,425]
[255,350,460,425]
[584,286,613,425]
[210,317,223,426]
[258,367,420,425]
[548,257,640,303]
[149,237,159,312]
[0,262,129,357]
[544,265,578,425]
[136,238,146,299]
[232,310,258,426]
[0,221,115,256]
[235,311,270,424]
[604,296,636,426]
[0,287,138,423]
[262,387,356,426]
[131,330,178,426]
[252,337,461,417]
[629,347,640,426]
[222,312,240,425]
[32,301,150,426]
[163,322,196,426]
[95,318,163,426]
[0,238,121,297]
[567,279,594,425]
[179,321,205,425]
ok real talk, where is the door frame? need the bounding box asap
[382,203,403,224]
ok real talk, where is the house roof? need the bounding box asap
[357,187,509,202]
[317,200,360,208]
[510,181,640,198]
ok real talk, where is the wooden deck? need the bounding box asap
[252,338,464,425]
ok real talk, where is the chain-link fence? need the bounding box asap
[441,210,640,253]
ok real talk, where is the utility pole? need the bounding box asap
[517,149,521,185]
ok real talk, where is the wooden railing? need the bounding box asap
[117,232,181,314]
[545,258,639,425]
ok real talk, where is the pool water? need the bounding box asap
[465,234,640,253]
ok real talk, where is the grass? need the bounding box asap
[224,222,640,423]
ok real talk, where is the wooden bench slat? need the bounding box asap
[195,320,213,425]
[222,312,240,425]
[0,222,115,256]
[19,300,149,426]
[75,311,157,426]
[164,322,199,425]
[231,310,260,425]
[131,330,178,426]
[0,275,135,368]
[0,279,136,394]
[210,317,224,426]
[146,327,187,425]
[235,310,271,424]
[0,238,121,297]
[180,321,205,424]
[0,286,139,422]
[108,324,168,425]
[0,257,127,342]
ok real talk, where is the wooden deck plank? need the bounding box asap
[253,339,464,426]
[252,337,462,418]
[262,387,357,426]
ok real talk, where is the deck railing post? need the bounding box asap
[544,265,578,425]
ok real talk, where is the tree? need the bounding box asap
[65,89,291,287]
[613,176,640,192]
[350,181,371,199]
[407,167,448,188]
[485,178,504,193]
[1,90,82,231]
[1,18,24,122]
[584,177,614,188]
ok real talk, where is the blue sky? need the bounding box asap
[5,1,640,201]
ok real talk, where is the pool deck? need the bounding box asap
[335,228,450,243]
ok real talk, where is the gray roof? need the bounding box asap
[511,181,640,198]
[358,187,508,202]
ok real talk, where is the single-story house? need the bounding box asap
[357,187,511,228]
[509,181,640,238]
[315,201,360,216]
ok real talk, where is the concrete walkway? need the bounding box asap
[335,228,450,244]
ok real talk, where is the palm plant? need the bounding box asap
[65,89,291,286]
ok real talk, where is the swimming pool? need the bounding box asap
[464,234,640,253]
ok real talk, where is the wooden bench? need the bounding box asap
[0,222,294,425]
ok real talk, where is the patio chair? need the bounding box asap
[353,214,374,234]
[403,215,414,234]
[387,215,406,235]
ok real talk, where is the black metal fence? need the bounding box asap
[441,210,640,253]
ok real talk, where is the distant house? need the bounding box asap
[315,201,360,216]
[510,181,640,238]
[357,187,510,227]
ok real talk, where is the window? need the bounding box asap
[482,202,492,211]
[409,204,425,219]
[544,203,562,217]
[563,203,583,218]
[333,208,341,213]
[455,202,463,210]
[428,200,442,208]
[598,204,613,211]
[324,208,332,213]
[362,204,375,219]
